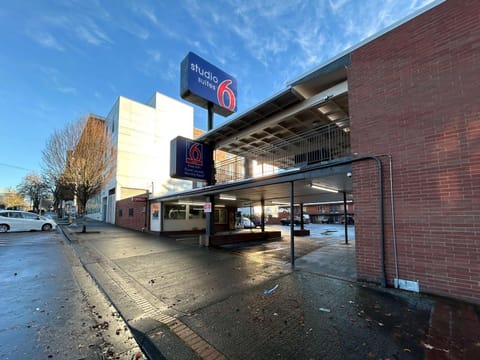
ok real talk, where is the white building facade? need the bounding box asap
[87,92,194,224]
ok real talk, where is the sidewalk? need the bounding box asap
[61,220,480,359]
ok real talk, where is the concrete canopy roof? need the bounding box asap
[157,160,353,208]
[196,54,350,161]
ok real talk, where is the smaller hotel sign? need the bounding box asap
[203,202,212,213]
[170,136,213,182]
[180,52,237,117]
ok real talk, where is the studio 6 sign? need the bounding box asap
[170,136,213,182]
[181,52,237,117]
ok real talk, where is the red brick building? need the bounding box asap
[116,195,149,231]
[350,0,480,302]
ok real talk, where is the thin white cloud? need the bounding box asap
[109,83,119,96]
[162,60,178,82]
[129,2,159,25]
[146,49,162,62]
[37,65,77,95]
[121,21,150,40]
[74,18,113,46]
[328,0,349,13]
[57,85,77,94]
[27,30,64,51]
[28,13,113,50]
[137,49,175,81]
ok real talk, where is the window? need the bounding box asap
[23,213,39,220]
[11,212,23,218]
[189,205,205,219]
[128,208,134,216]
[118,209,123,217]
[214,208,227,224]
[164,204,186,220]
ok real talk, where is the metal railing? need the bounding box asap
[214,119,350,184]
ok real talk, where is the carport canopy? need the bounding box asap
[157,160,353,209]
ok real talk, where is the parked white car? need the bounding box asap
[243,217,256,229]
[0,210,57,232]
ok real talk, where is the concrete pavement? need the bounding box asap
[0,229,144,360]
[61,220,480,359]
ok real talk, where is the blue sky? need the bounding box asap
[0,0,437,190]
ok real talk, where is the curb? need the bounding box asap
[59,225,153,359]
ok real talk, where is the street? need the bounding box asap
[0,230,143,359]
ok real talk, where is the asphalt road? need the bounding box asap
[0,230,143,360]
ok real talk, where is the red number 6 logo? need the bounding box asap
[217,79,236,111]
[186,143,202,165]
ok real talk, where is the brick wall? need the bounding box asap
[116,197,149,232]
[349,0,480,303]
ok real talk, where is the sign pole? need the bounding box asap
[208,102,214,131]
[207,101,216,238]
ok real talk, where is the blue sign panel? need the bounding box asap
[170,136,213,182]
[181,52,237,117]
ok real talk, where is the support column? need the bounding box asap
[244,158,251,179]
[300,202,304,230]
[205,101,215,240]
[290,181,295,267]
[261,198,265,232]
[206,195,215,237]
[160,202,164,232]
[343,191,348,245]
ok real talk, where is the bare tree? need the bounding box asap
[42,117,83,215]
[66,116,116,219]
[17,173,49,213]
[0,188,27,210]
[42,115,116,232]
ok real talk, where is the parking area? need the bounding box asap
[209,223,356,281]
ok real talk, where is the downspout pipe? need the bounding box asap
[352,155,386,288]
[377,154,398,287]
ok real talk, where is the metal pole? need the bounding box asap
[207,195,215,237]
[343,191,348,245]
[290,181,295,267]
[206,101,215,239]
[208,102,214,131]
[300,202,304,230]
[144,191,148,231]
[261,198,265,232]
[160,202,164,232]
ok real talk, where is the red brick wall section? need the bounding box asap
[115,197,149,232]
[349,0,480,303]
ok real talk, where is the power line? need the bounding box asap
[0,162,35,172]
